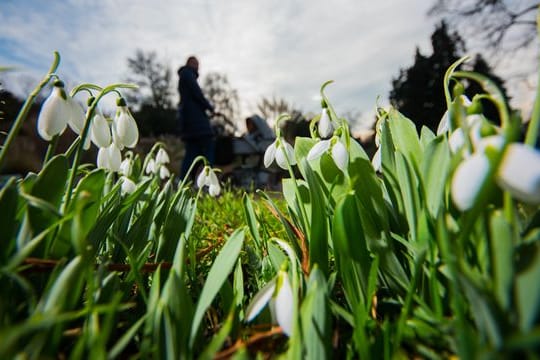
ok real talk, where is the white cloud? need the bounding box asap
[0,0,534,125]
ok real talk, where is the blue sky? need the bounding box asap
[0,0,535,130]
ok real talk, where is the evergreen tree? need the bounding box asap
[389,21,509,133]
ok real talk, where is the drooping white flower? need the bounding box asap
[497,143,540,204]
[97,143,122,172]
[274,271,293,336]
[120,176,136,195]
[196,166,221,196]
[37,83,70,141]
[307,137,349,173]
[245,270,294,336]
[119,158,132,177]
[451,151,491,211]
[264,139,296,170]
[318,108,333,138]
[145,158,156,174]
[67,97,86,135]
[307,139,331,161]
[91,113,112,148]
[114,104,139,148]
[331,141,349,172]
[159,165,171,180]
[156,148,170,165]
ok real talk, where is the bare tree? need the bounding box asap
[256,96,296,124]
[202,72,240,125]
[125,49,174,109]
[428,0,538,53]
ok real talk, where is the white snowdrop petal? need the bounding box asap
[332,142,349,172]
[497,144,540,204]
[156,148,170,164]
[307,140,331,161]
[451,152,491,211]
[208,170,220,187]
[121,177,136,195]
[116,108,139,148]
[209,183,221,197]
[372,147,382,172]
[245,279,277,322]
[196,170,207,189]
[119,158,132,177]
[264,141,277,168]
[318,108,333,138]
[448,128,465,153]
[37,87,68,141]
[91,114,112,148]
[67,97,86,135]
[284,142,296,165]
[275,272,294,336]
[145,158,156,175]
[97,147,109,169]
[437,110,449,135]
[275,147,289,170]
[107,144,122,172]
[159,165,170,179]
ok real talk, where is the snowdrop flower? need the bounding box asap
[114,99,139,148]
[196,166,221,196]
[451,139,540,210]
[37,81,70,141]
[119,158,132,177]
[120,176,136,195]
[264,138,296,170]
[318,108,333,138]
[451,151,491,211]
[91,113,112,148]
[145,158,156,175]
[497,143,540,203]
[245,270,294,336]
[307,137,349,172]
[159,165,171,180]
[155,148,170,165]
[67,97,86,136]
[97,143,122,172]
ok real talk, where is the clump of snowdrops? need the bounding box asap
[0,49,539,359]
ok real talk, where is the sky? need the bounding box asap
[0,0,536,131]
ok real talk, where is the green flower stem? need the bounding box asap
[0,51,61,170]
[178,155,207,189]
[62,83,137,212]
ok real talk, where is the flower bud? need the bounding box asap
[37,84,69,141]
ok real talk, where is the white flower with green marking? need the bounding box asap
[264,138,296,170]
[245,269,293,336]
[114,100,139,149]
[318,108,333,138]
[197,166,221,196]
[307,137,349,172]
[97,143,122,172]
[37,82,70,141]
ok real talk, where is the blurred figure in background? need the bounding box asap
[177,56,215,179]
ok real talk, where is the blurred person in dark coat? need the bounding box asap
[177,56,215,179]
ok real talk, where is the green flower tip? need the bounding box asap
[53,80,65,88]
[116,97,127,107]
[87,96,96,107]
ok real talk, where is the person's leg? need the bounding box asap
[180,140,200,180]
[203,137,216,166]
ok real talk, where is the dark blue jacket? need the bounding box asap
[177,66,214,140]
